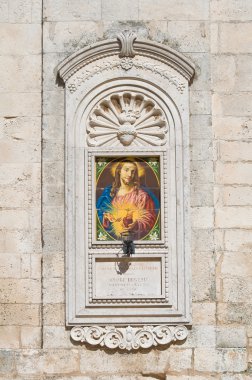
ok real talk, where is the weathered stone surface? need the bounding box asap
[213,93,252,117]
[223,277,252,303]
[43,277,64,304]
[215,162,252,185]
[225,229,252,252]
[0,304,40,326]
[217,303,252,325]
[0,279,41,303]
[139,0,209,20]
[213,116,252,140]
[216,207,252,228]
[0,350,15,375]
[191,207,214,228]
[217,327,247,348]
[192,251,215,302]
[44,0,101,21]
[43,303,65,326]
[102,0,139,20]
[219,141,252,162]
[192,303,216,325]
[20,326,41,348]
[221,252,252,277]
[211,0,252,21]
[219,23,252,53]
[0,326,20,348]
[168,21,209,53]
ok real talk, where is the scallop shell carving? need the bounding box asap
[87,92,168,147]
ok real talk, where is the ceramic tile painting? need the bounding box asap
[96,156,161,241]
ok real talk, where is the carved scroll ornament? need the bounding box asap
[117,30,137,58]
[71,325,188,351]
[87,92,167,147]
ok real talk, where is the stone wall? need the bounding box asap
[0,0,251,379]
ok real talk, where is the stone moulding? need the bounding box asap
[70,325,189,351]
[57,38,195,83]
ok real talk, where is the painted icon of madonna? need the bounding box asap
[95,156,161,241]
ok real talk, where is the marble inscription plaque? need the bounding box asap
[94,258,162,299]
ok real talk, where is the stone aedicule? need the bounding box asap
[58,31,195,350]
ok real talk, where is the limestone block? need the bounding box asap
[190,91,211,115]
[192,302,216,325]
[43,184,64,206]
[211,0,252,21]
[43,115,64,141]
[0,1,8,22]
[168,21,209,52]
[222,186,252,206]
[0,210,29,229]
[43,326,72,348]
[191,139,213,161]
[213,116,252,140]
[0,140,40,164]
[0,93,41,118]
[43,303,65,326]
[216,349,247,372]
[44,0,101,21]
[0,278,41,303]
[15,349,42,376]
[43,141,64,162]
[42,228,64,252]
[43,52,67,92]
[80,348,170,374]
[192,251,215,301]
[139,0,209,20]
[43,277,64,304]
[214,229,225,251]
[146,20,168,43]
[190,115,212,140]
[219,141,252,162]
[20,326,41,348]
[190,183,213,207]
[43,206,64,229]
[191,160,214,184]
[43,252,64,278]
[216,207,252,228]
[103,21,149,40]
[168,349,192,371]
[221,252,252,277]
[194,348,217,372]
[0,24,41,55]
[213,93,252,117]
[219,23,252,53]
[32,0,42,23]
[184,326,216,348]
[9,0,33,23]
[102,0,139,20]
[30,254,42,279]
[0,117,41,141]
[43,162,64,185]
[223,277,252,303]
[235,55,252,92]
[43,90,64,116]
[0,350,15,375]
[217,327,247,348]
[210,23,218,54]
[0,229,41,254]
[0,326,20,348]
[43,21,103,53]
[0,304,40,326]
[0,253,21,278]
[191,228,214,252]
[217,303,252,325]
[211,55,236,92]
[39,349,79,374]
[21,253,31,278]
[215,162,252,185]
[166,377,214,380]
[189,53,211,91]
[191,207,214,228]
[225,229,252,252]
[0,55,41,93]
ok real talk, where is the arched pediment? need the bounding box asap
[57,32,195,83]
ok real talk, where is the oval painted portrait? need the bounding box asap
[95,156,161,241]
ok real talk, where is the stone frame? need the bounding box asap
[58,32,195,350]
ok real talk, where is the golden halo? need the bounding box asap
[110,158,145,177]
